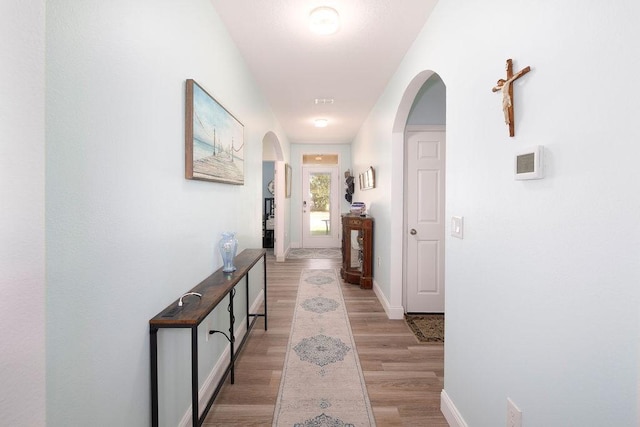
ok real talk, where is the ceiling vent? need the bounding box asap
[314,98,335,105]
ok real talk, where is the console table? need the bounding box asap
[149,248,267,427]
[341,214,374,289]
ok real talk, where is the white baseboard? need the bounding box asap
[441,389,469,427]
[372,279,405,320]
[178,290,265,427]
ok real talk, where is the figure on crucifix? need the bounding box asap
[492,67,530,125]
[492,59,531,137]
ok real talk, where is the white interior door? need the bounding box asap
[301,166,340,248]
[405,129,446,313]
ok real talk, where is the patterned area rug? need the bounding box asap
[287,248,342,259]
[273,269,376,426]
[405,314,445,343]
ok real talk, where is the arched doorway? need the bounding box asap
[262,131,285,261]
[389,71,447,316]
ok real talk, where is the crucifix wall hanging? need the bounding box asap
[492,58,531,137]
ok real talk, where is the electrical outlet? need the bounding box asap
[507,398,522,427]
[377,256,381,267]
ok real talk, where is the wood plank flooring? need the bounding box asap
[203,253,446,426]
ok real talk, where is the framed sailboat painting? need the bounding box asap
[185,79,244,184]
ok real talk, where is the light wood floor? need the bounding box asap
[203,253,447,426]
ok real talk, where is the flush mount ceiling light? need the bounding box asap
[309,6,340,35]
[314,118,329,128]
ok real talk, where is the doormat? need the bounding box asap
[405,314,445,343]
[287,248,342,259]
[273,269,376,426]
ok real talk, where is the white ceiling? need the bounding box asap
[211,0,438,144]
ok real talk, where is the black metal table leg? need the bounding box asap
[263,253,268,330]
[191,327,198,426]
[245,272,250,331]
[228,288,236,384]
[150,327,158,427]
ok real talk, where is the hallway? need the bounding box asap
[204,253,446,425]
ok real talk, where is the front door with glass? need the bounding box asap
[301,166,340,248]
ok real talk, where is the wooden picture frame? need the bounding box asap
[285,163,292,198]
[185,79,244,184]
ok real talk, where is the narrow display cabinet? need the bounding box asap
[340,214,374,289]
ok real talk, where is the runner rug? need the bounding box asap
[273,269,376,426]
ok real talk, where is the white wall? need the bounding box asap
[353,0,640,425]
[45,0,286,425]
[0,1,46,425]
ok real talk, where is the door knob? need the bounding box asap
[410,229,417,235]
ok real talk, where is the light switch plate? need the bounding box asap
[451,216,464,239]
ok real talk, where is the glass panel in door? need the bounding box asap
[309,172,331,236]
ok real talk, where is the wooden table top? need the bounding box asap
[149,248,266,328]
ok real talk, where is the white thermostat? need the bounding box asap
[515,145,544,180]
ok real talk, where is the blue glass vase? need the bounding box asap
[218,232,238,273]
